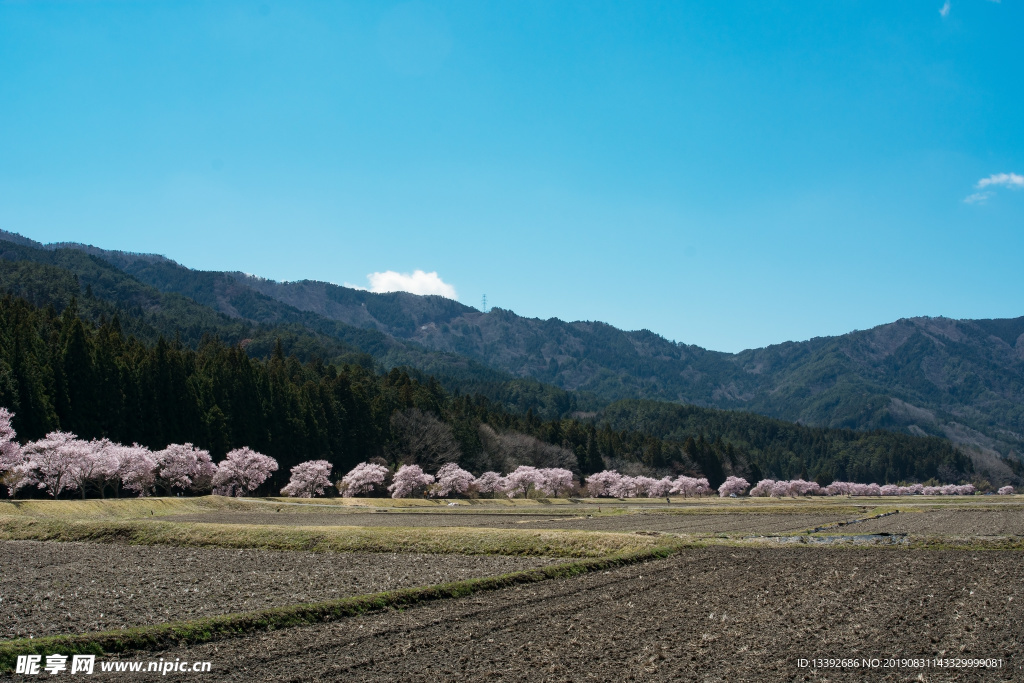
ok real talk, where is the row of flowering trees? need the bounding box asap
[4,408,1016,500]
[745,478,1012,497]
[0,408,280,498]
[333,462,577,499]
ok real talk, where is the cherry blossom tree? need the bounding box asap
[632,476,657,497]
[473,471,506,497]
[281,460,333,498]
[609,475,641,498]
[336,462,389,497]
[504,465,545,498]
[585,470,622,497]
[430,463,476,498]
[12,431,91,497]
[110,444,158,496]
[212,447,279,497]
[645,477,674,499]
[670,475,711,498]
[153,443,216,495]
[0,407,21,472]
[537,468,575,497]
[997,486,1015,495]
[718,476,750,497]
[388,464,434,498]
[64,438,117,498]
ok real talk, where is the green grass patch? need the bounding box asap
[0,544,681,673]
[0,516,666,557]
[0,496,252,521]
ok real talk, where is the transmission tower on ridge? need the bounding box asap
[481,294,488,313]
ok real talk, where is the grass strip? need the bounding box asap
[908,536,1024,551]
[0,544,681,673]
[0,516,665,557]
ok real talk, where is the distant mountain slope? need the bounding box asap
[6,231,1021,482]
[0,232,582,419]
[236,272,1024,467]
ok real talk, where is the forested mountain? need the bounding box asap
[0,234,579,419]
[1,230,1020,487]
[0,292,972,490]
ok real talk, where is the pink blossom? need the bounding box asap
[0,407,21,472]
[153,443,216,495]
[388,464,434,498]
[669,476,711,498]
[337,462,389,497]
[65,438,118,497]
[430,463,476,498]
[504,465,545,498]
[610,475,645,498]
[212,447,279,497]
[585,470,622,497]
[110,443,158,496]
[786,479,820,497]
[718,476,750,497]
[538,468,575,497]
[473,471,506,495]
[632,476,657,497]
[645,477,674,498]
[281,460,333,497]
[997,486,1015,495]
[748,479,775,497]
[825,481,977,497]
[13,431,91,497]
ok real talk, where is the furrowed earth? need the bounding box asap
[82,548,1024,682]
[3,495,1023,681]
[0,541,554,640]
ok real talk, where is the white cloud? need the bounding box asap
[963,191,993,204]
[964,172,1023,204]
[975,172,1024,190]
[939,1,950,17]
[346,270,458,299]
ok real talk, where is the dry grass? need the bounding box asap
[0,516,672,558]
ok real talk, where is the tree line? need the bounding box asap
[0,292,973,496]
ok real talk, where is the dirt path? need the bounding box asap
[80,547,1024,682]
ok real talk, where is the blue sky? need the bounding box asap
[0,1,1021,353]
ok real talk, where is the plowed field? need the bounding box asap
[842,509,1024,536]
[0,540,552,640]
[82,547,1024,682]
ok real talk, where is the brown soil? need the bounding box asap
[81,547,1024,682]
[0,540,552,640]
[162,511,851,535]
[847,509,1024,537]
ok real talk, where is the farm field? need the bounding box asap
[837,509,1024,537]
[84,547,1024,682]
[0,540,553,641]
[3,495,1023,681]
[161,510,856,535]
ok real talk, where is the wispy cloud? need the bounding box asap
[346,270,458,299]
[963,191,993,204]
[964,172,1024,204]
[939,1,950,17]
[975,172,1024,190]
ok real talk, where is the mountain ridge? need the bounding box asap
[2,230,1021,485]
